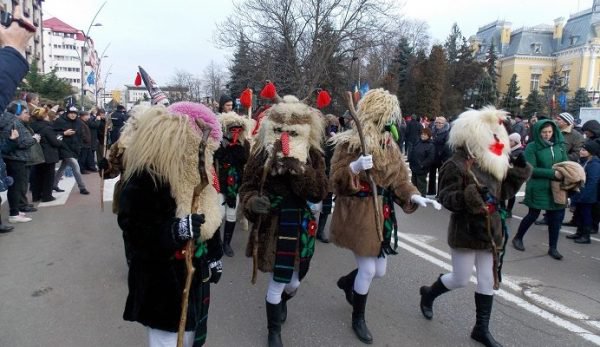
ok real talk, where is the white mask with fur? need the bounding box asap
[448,106,511,181]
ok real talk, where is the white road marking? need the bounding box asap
[37,176,76,207]
[102,177,119,202]
[399,233,600,344]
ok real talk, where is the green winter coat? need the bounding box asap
[522,119,568,210]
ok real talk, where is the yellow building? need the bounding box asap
[471,0,600,104]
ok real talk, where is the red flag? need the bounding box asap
[134,72,142,87]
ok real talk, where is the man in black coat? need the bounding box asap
[109,105,128,145]
[52,107,89,194]
[427,116,451,196]
[405,115,423,158]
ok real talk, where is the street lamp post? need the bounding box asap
[79,1,107,110]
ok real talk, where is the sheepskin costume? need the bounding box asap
[448,106,511,181]
[329,88,420,257]
[123,102,223,241]
[239,95,328,280]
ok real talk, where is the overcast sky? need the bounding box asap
[43,0,588,91]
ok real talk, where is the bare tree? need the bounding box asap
[203,61,226,103]
[217,0,402,97]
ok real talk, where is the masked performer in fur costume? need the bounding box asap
[239,95,328,347]
[418,107,532,347]
[118,102,224,347]
[214,111,253,257]
[330,88,440,344]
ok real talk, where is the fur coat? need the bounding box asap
[240,147,328,274]
[438,148,532,250]
[329,141,420,256]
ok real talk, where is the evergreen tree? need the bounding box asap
[568,88,592,118]
[522,90,546,118]
[444,23,462,64]
[387,37,413,102]
[475,72,497,108]
[401,50,426,116]
[416,45,446,117]
[542,71,569,115]
[228,33,254,99]
[502,74,522,115]
[483,42,499,104]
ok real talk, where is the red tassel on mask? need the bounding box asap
[489,134,505,156]
[240,88,253,108]
[134,72,142,87]
[260,82,277,99]
[316,90,331,109]
[280,132,290,157]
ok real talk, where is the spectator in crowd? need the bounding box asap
[555,112,584,162]
[512,114,528,143]
[526,115,538,144]
[25,92,39,111]
[0,100,37,223]
[53,106,89,195]
[95,108,109,164]
[408,128,435,196]
[29,107,61,202]
[512,120,568,260]
[218,94,234,113]
[501,133,524,218]
[405,115,422,158]
[582,120,600,140]
[427,116,451,197]
[77,111,93,174]
[109,105,128,145]
[0,127,19,231]
[567,140,600,244]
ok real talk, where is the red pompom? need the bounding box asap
[316,90,331,109]
[134,72,142,87]
[353,90,360,104]
[240,88,253,109]
[260,82,277,99]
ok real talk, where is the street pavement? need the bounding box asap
[0,172,599,347]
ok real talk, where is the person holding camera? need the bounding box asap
[0,4,35,112]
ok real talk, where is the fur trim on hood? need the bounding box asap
[448,106,511,181]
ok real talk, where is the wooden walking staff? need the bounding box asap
[177,121,212,347]
[99,117,110,212]
[344,91,383,242]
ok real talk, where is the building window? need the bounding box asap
[531,74,541,91]
[531,43,542,54]
[561,70,570,87]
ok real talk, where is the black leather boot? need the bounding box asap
[419,274,449,320]
[316,213,329,243]
[266,300,283,347]
[574,227,592,244]
[337,269,358,305]
[280,289,297,323]
[222,221,235,257]
[471,293,502,347]
[352,291,373,344]
[566,226,582,239]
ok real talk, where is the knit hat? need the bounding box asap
[508,132,521,144]
[218,95,233,113]
[583,139,600,156]
[557,112,574,125]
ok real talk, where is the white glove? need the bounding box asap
[32,134,41,142]
[410,194,442,210]
[349,155,373,174]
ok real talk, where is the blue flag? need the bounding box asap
[86,71,95,85]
